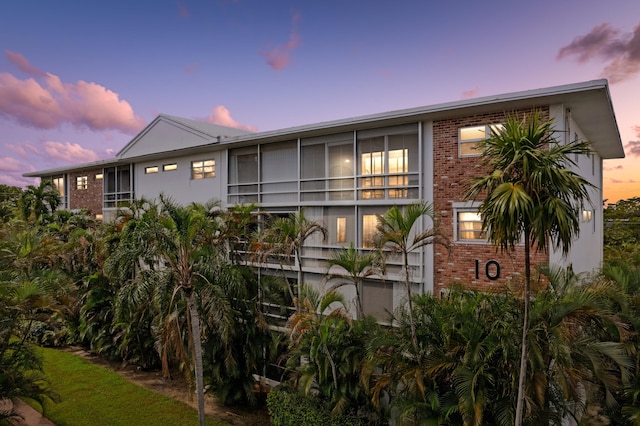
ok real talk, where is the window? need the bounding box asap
[357,125,418,200]
[191,159,215,179]
[362,280,393,322]
[362,214,378,248]
[52,176,65,197]
[145,166,158,174]
[76,176,88,190]
[104,165,133,208]
[300,133,355,202]
[459,124,503,157]
[327,207,354,245]
[94,173,103,180]
[228,147,259,203]
[457,211,487,241]
[328,142,354,200]
[260,141,297,203]
[163,163,177,172]
[336,217,347,243]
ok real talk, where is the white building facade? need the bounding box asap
[25,80,624,318]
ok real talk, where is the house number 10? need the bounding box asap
[475,259,501,281]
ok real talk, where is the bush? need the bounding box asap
[266,387,366,426]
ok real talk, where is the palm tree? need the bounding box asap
[19,180,61,222]
[527,266,631,425]
[286,285,374,417]
[465,111,593,425]
[106,196,228,426]
[375,201,448,351]
[258,209,327,310]
[324,243,383,319]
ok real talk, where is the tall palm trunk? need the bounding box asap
[404,253,418,353]
[186,289,206,426]
[515,229,531,426]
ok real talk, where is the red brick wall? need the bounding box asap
[432,108,549,295]
[68,168,103,216]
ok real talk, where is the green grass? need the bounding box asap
[33,347,229,426]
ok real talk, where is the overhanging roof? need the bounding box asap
[23,79,624,178]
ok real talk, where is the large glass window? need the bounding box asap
[261,141,297,203]
[328,142,354,200]
[300,133,354,202]
[362,214,378,248]
[191,159,215,179]
[104,165,133,208]
[52,176,65,197]
[359,136,385,199]
[228,147,258,203]
[357,125,418,200]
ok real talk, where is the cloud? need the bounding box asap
[604,165,623,171]
[5,50,47,77]
[5,142,40,158]
[204,105,257,132]
[261,11,301,71]
[461,87,480,99]
[557,22,640,83]
[177,1,189,18]
[0,51,146,134]
[625,140,640,157]
[43,141,100,163]
[0,156,29,173]
[184,63,200,75]
[0,173,37,188]
[610,178,639,184]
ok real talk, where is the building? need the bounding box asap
[24,80,624,319]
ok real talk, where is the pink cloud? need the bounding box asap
[0,52,146,134]
[461,87,480,99]
[261,11,301,71]
[204,105,257,132]
[177,1,189,18]
[610,177,639,184]
[43,141,100,163]
[625,140,640,157]
[604,165,624,171]
[5,142,40,158]
[0,156,29,173]
[184,63,200,74]
[5,50,46,77]
[557,21,640,83]
[0,173,37,188]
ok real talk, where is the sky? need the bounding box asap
[1,0,639,203]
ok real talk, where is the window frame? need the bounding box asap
[454,204,488,244]
[191,159,216,180]
[76,175,88,190]
[458,124,503,158]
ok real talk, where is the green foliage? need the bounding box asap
[375,200,448,352]
[604,197,640,266]
[266,386,368,426]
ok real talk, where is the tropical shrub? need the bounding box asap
[266,386,367,426]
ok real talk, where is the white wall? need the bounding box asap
[135,151,226,206]
[548,105,603,276]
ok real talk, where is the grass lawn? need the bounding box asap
[32,347,229,426]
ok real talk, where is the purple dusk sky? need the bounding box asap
[1,0,639,202]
